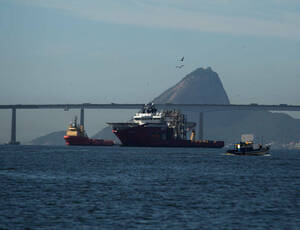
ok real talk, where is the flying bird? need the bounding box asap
[180,56,184,62]
[176,64,184,69]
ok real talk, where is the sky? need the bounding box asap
[0,0,300,143]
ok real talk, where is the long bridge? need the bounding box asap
[1,103,300,144]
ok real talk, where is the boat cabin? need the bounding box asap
[235,141,254,151]
[235,141,263,152]
[66,116,86,137]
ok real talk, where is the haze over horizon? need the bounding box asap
[1,0,300,143]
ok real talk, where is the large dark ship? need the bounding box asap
[108,103,224,148]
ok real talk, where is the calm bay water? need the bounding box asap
[0,145,299,229]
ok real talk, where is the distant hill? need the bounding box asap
[204,110,300,147]
[29,131,65,146]
[30,67,300,148]
[92,126,120,144]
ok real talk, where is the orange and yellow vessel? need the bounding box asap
[64,117,114,146]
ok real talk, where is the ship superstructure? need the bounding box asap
[108,103,224,148]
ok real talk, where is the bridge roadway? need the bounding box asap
[1,103,300,144]
[1,103,300,111]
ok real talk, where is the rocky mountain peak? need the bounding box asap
[153,67,230,104]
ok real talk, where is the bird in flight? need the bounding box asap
[176,64,184,69]
[180,56,184,62]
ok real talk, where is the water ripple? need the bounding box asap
[0,146,299,229]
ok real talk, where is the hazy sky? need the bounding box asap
[1,0,300,142]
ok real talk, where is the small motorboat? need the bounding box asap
[226,134,270,156]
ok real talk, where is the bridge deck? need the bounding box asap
[0,103,300,112]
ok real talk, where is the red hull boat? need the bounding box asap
[64,117,114,146]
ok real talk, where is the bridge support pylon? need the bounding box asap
[80,108,84,127]
[10,108,18,145]
[198,112,204,140]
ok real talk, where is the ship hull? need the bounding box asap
[112,126,224,148]
[64,136,114,146]
[226,147,270,156]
